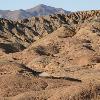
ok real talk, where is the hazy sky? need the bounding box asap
[0,0,100,11]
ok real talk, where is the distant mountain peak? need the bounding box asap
[38,4,47,7]
[0,4,70,20]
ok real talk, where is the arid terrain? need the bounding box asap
[0,10,100,100]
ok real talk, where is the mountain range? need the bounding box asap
[0,4,70,20]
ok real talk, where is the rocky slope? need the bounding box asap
[0,4,69,20]
[0,10,100,99]
[0,10,99,54]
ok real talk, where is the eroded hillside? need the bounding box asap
[0,10,100,100]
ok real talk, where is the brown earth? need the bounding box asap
[0,10,100,100]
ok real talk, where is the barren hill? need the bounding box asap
[0,10,100,99]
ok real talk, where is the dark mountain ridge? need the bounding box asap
[0,4,70,20]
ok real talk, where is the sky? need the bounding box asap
[0,0,100,11]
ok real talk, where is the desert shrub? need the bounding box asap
[34,46,49,56]
[83,44,95,51]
